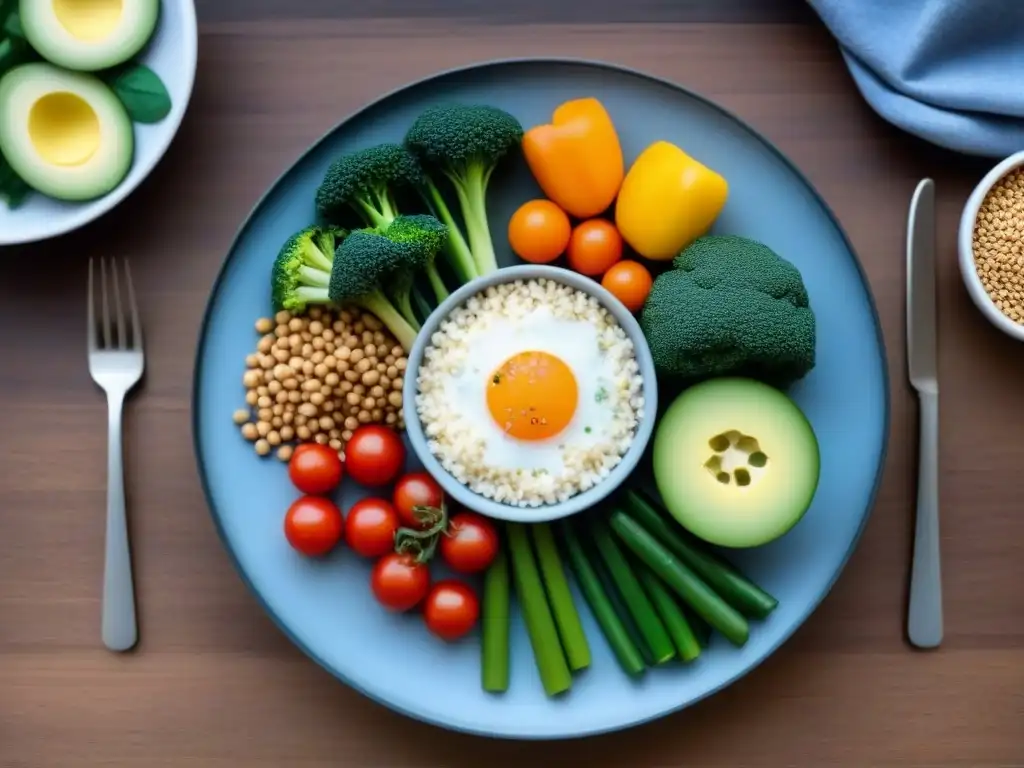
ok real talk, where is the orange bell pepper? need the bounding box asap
[615,141,728,261]
[521,98,624,219]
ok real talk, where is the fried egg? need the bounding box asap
[444,306,622,474]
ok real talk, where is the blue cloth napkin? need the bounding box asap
[808,0,1024,157]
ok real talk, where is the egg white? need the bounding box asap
[440,306,621,475]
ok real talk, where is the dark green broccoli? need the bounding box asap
[404,103,524,279]
[270,224,346,313]
[326,226,425,352]
[385,213,450,305]
[314,143,424,229]
[640,235,816,387]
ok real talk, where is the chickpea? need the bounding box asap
[371,408,383,421]
[243,369,262,388]
[385,413,397,425]
[357,409,372,424]
[255,317,273,334]
[296,425,312,440]
[349,348,364,364]
[258,408,273,422]
[329,438,342,451]
[232,409,250,425]
[325,372,340,387]
[241,422,258,440]
[280,425,295,441]
[370,385,385,399]
[245,391,258,406]
[267,431,282,446]
[314,433,329,446]
[274,324,289,338]
[272,416,283,429]
[319,416,335,431]
[276,445,294,462]
[255,439,271,456]
[257,336,273,354]
[310,392,325,406]
[344,416,359,431]
[388,391,402,408]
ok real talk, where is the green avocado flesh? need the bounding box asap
[0,62,133,201]
[20,0,160,72]
[652,377,820,549]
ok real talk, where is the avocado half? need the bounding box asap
[652,377,820,549]
[20,0,159,72]
[0,62,134,201]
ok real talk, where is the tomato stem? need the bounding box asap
[393,500,449,563]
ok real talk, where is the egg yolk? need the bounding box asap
[486,351,578,441]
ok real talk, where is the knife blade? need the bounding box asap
[906,177,943,649]
[907,179,938,390]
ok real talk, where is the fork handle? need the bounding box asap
[103,392,138,652]
[908,389,942,649]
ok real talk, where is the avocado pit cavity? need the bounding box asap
[704,430,769,487]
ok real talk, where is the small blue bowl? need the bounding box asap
[402,263,658,523]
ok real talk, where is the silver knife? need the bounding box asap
[906,178,943,649]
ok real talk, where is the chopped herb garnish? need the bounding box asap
[584,426,592,434]
[492,373,501,384]
[595,387,608,403]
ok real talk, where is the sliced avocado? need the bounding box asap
[0,62,133,201]
[652,377,820,549]
[20,0,158,72]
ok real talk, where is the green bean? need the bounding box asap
[590,517,676,665]
[559,522,645,677]
[531,523,591,672]
[637,566,701,662]
[621,489,779,619]
[506,523,572,697]
[610,511,750,647]
[481,544,510,693]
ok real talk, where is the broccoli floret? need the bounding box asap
[314,143,424,228]
[385,213,451,305]
[640,235,816,387]
[270,224,346,313]
[404,103,523,279]
[326,228,422,352]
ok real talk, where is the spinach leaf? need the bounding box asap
[104,63,172,124]
[0,154,31,210]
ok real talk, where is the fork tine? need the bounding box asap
[123,259,143,352]
[99,258,112,349]
[111,258,126,349]
[87,258,97,351]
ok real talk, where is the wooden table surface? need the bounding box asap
[3,0,1023,765]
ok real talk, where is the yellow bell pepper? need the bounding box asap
[521,97,624,219]
[614,141,729,261]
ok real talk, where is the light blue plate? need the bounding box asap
[192,59,889,740]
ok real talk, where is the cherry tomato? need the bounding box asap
[345,425,405,487]
[392,472,445,529]
[440,512,499,574]
[566,219,623,276]
[288,443,344,495]
[371,552,430,612]
[423,580,480,641]
[507,199,571,264]
[344,497,400,558]
[601,260,653,313]
[284,496,344,557]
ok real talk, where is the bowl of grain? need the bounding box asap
[959,150,1024,339]
[403,264,658,524]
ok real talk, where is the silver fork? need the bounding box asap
[87,258,145,652]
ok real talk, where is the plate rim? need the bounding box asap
[0,0,200,246]
[190,56,892,740]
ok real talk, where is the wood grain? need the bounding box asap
[2,15,1024,768]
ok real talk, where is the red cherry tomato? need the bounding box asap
[288,443,343,495]
[345,425,406,487]
[566,218,623,276]
[344,497,400,558]
[284,496,344,557]
[392,472,445,529]
[423,580,480,641]
[439,512,499,574]
[371,552,430,612]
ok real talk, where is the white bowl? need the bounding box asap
[958,149,1024,341]
[0,0,198,246]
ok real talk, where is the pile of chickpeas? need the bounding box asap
[233,306,407,462]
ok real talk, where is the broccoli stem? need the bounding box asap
[447,163,499,276]
[422,180,479,283]
[300,240,334,272]
[356,187,399,230]
[424,262,449,304]
[298,265,330,287]
[358,290,419,353]
[393,289,422,332]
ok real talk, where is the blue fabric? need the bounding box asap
[808,0,1024,157]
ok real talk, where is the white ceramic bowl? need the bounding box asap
[0,0,198,246]
[958,149,1024,341]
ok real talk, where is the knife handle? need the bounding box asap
[908,389,943,649]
